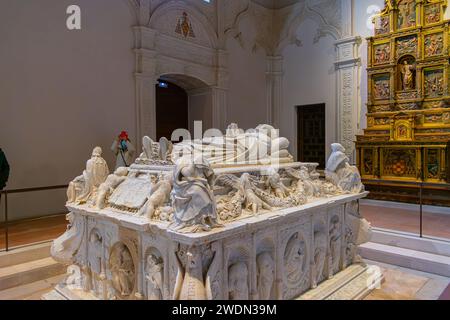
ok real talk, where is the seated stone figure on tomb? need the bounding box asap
[67,147,109,204]
[170,156,220,232]
[171,124,293,167]
[325,143,364,194]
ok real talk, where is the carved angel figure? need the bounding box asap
[142,173,173,220]
[216,173,271,215]
[170,157,220,232]
[265,167,289,198]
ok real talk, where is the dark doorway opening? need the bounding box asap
[296,103,326,169]
[155,80,189,141]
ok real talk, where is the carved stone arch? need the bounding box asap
[157,71,213,89]
[125,0,141,25]
[149,0,219,49]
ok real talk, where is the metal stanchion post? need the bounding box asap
[5,192,8,251]
[419,183,423,238]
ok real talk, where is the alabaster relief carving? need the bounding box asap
[282,229,310,299]
[256,252,274,300]
[312,224,327,288]
[172,244,223,301]
[344,201,372,266]
[109,243,135,297]
[228,262,249,300]
[86,229,104,295]
[50,212,85,265]
[145,251,164,300]
[328,215,342,277]
[142,172,173,220]
[50,124,373,300]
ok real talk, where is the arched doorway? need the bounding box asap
[155,80,188,141]
[156,74,213,141]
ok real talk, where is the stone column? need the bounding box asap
[266,56,283,128]
[211,87,228,131]
[334,36,362,163]
[133,26,159,147]
[211,49,229,132]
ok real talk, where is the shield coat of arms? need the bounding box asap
[175,12,196,38]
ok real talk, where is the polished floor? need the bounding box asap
[361,203,450,240]
[0,215,67,250]
[364,260,450,300]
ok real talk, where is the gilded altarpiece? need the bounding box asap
[357,0,450,205]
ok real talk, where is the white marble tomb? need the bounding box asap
[45,124,373,300]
